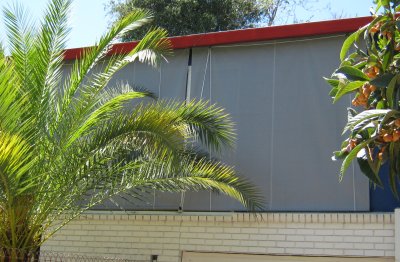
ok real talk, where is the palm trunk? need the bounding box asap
[33,246,40,262]
[1,226,41,262]
[0,196,41,262]
[1,247,40,262]
[1,248,30,262]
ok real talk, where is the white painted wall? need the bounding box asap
[42,212,395,262]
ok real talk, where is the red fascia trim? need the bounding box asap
[64,16,373,60]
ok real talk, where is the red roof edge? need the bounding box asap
[64,16,373,60]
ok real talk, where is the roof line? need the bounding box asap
[63,16,372,60]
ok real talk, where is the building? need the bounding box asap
[43,16,399,262]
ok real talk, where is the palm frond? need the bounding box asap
[177,100,236,151]
[3,3,35,93]
[31,0,71,132]
[60,10,153,113]
[0,57,26,134]
[127,27,172,66]
[0,0,263,253]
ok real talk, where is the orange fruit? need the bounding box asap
[364,66,379,79]
[362,86,371,97]
[369,85,377,92]
[352,98,359,106]
[382,31,393,39]
[383,133,393,142]
[393,130,400,142]
[349,139,357,149]
[357,95,367,106]
[370,27,379,33]
[370,23,381,33]
[378,151,384,160]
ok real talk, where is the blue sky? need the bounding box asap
[0,0,374,49]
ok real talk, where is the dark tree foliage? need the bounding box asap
[106,0,267,40]
[106,0,327,41]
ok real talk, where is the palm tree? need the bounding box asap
[0,0,263,260]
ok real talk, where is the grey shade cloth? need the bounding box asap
[63,35,370,211]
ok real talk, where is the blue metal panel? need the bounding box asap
[370,162,400,211]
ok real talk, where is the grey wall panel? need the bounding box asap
[108,49,187,98]
[159,49,189,99]
[62,36,370,212]
[149,49,189,210]
[180,48,215,211]
[93,49,189,210]
[188,46,275,211]
[183,47,225,211]
[112,58,155,94]
[271,36,369,211]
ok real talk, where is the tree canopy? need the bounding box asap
[106,0,326,41]
[106,0,268,40]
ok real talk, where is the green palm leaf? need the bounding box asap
[0,0,263,255]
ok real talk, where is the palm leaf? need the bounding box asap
[0,0,263,253]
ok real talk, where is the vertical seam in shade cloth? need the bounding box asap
[158,62,162,97]
[153,62,163,210]
[200,48,211,98]
[180,48,193,211]
[132,62,136,84]
[209,47,213,212]
[269,42,277,210]
[180,192,185,211]
[152,181,156,209]
[209,47,212,106]
[185,48,192,103]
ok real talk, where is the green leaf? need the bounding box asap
[324,77,339,88]
[357,148,383,186]
[376,101,386,109]
[332,150,347,160]
[395,142,400,182]
[367,54,379,64]
[353,119,377,135]
[340,28,366,61]
[353,61,368,70]
[336,66,370,81]
[386,75,399,108]
[378,109,398,132]
[340,139,373,180]
[382,49,392,71]
[389,142,399,196]
[324,77,340,96]
[375,2,383,12]
[333,81,366,103]
[347,107,358,122]
[329,87,339,97]
[381,0,390,6]
[344,109,390,134]
[370,73,394,87]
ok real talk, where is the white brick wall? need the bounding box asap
[42,212,395,262]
